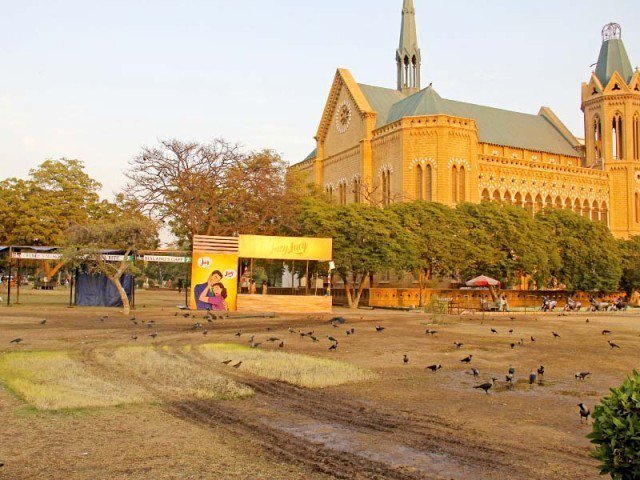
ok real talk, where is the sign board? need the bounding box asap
[11,252,61,260]
[189,251,238,312]
[238,235,332,261]
[141,255,191,264]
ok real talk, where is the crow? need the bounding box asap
[537,365,545,377]
[453,342,464,349]
[474,378,497,394]
[235,332,242,337]
[346,330,352,336]
[491,328,498,334]
[232,361,242,368]
[460,355,473,364]
[222,359,233,365]
[508,366,515,376]
[39,319,47,325]
[552,331,561,338]
[330,316,346,324]
[575,371,591,380]
[403,354,409,364]
[508,329,514,334]
[350,328,355,334]
[327,336,338,343]
[426,364,442,372]
[149,332,158,339]
[131,335,138,341]
[376,326,385,332]
[267,337,280,342]
[9,338,23,344]
[279,341,284,348]
[530,336,536,342]
[586,318,590,323]
[329,343,337,351]
[529,371,537,385]
[310,335,319,342]
[510,343,516,349]
[471,367,480,377]
[578,403,591,424]
[608,340,621,349]
[425,329,438,335]
[602,330,612,335]
[505,373,514,384]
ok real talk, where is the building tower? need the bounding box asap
[582,23,640,237]
[396,0,421,94]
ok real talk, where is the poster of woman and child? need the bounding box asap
[190,252,238,311]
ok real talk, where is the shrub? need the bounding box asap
[589,370,640,479]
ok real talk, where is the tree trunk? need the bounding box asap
[342,276,354,308]
[352,273,369,309]
[108,275,130,314]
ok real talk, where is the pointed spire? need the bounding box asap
[595,23,634,87]
[396,0,421,93]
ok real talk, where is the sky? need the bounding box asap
[1,0,639,200]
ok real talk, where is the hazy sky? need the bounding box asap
[1,0,639,199]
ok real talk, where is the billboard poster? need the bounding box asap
[189,251,239,311]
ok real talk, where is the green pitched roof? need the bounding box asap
[304,148,317,161]
[359,83,580,157]
[595,38,634,87]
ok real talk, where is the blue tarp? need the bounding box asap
[76,270,133,307]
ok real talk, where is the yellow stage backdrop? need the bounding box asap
[238,235,332,261]
[190,252,238,311]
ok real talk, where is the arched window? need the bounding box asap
[573,199,581,215]
[338,182,347,205]
[481,189,490,202]
[425,164,433,201]
[386,170,392,205]
[591,200,600,222]
[514,192,523,208]
[525,194,533,214]
[381,171,387,205]
[504,191,512,205]
[555,196,563,209]
[613,113,624,160]
[451,167,458,204]
[594,115,602,161]
[545,195,553,209]
[459,167,466,203]
[582,199,590,218]
[353,178,361,203]
[636,193,640,224]
[534,194,543,213]
[416,165,424,200]
[633,114,639,160]
[564,198,572,210]
[493,190,501,202]
[601,201,609,225]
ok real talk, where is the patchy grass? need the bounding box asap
[0,351,146,410]
[94,346,253,400]
[199,343,376,389]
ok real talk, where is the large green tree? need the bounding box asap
[536,209,622,292]
[619,236,640,295]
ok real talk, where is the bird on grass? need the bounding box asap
[403,354,409,365]
[267,337,280,342]
[149,332,158,339]
[530,336,536,343]
[350,328,355,334]
[491,328,498,334]
[508,329,514,334]
[510,343,516,350]
[247,335,254,343]
[575,371,591,380]
[508,365,515,376]
[426,364,442,372]
[39,319,47,325]
[310,335,319,342]
[602,330,612,335]
[460,355,473,364]
[586,318,590,323]
[474,378,497,394]
[578,403,591,424]
[9,338,22,344]
[425,329,437,336]
[329,343,338,351]
[608,340,621,349]
[529,371,537,385]
[537,365,545,378]
[552,331,561,339]
[505,373,514,385]
[346,330,352,336]
[279,341,284,348]
[131,335,138,341]
[232,361,242,368]
[327,335,338,343]
[235,332,242,337]
[376,326,385,332]
[222,359,233,365]
[471,367,480,378]
[453,342,464,349]
[250,342,262,349]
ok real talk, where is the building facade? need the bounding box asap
[291,0,640,239]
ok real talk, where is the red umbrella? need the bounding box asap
[465,275,501,288]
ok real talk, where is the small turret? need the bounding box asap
[396,0,421,94]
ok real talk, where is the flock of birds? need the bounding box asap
[6,309,632,426]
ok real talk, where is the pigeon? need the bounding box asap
[329,343,337,351]
[403,354,409,365]
[530,336,536,342]
[608,340,621,349]
[376,326,385,332]
[149,332,158,339]
[537,365,545,377]
[552,331,561,338]
[460,355,473,364]
[279,341,284,348]
[232,361,242,368]
[346,330,352,336]
[578,403,591,424]
[425,329,438,335]
[310,335,319,342]
[575,371,591,380]
[586,318,590,323]
[222,359,233,365]
[508,329,514,334]
[350,328,355,334]
[505,373,514,384]
[602,330,612,335]
[131,335,138,341]
[491,328,498,334]
[426,364,442,372]
[529,371,537,385]
[330,316,346,324]
[39,319,47,325]
[453,342,464,349]
[250,342,262,349]
[9,338,22,344]
[510,343,516,349]
[471,367,480,377]
[267,337,280,342]
[508,366,515,376]
[474,378,497,394]
[235,332,242,337]
[327,336,338,343]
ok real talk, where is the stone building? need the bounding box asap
[291,0,640,239]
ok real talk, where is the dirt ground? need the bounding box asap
[1,289,639,479]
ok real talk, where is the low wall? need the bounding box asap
[237,294,332,313]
